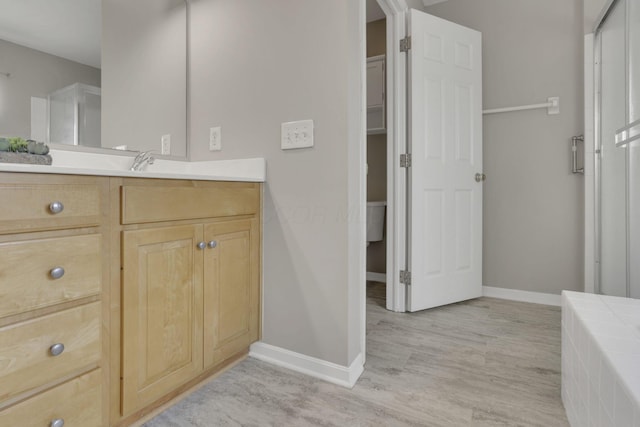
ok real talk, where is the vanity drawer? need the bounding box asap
[0,302,101,402]
[121,182,260,224]
[0,234,102,319]
[0,369,102,426]
[0,183,101,234]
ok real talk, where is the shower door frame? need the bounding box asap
[591,0,632,297]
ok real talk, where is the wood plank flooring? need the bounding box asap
[144,283,569,426]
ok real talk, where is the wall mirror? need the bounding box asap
[0,0,188,159]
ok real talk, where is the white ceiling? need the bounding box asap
[0,0,101,68]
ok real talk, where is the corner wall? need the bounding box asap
[189,0,362,366]
[426,0,585,294]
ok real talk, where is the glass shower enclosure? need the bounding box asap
[48,83,101,148]
[596,0,640,298]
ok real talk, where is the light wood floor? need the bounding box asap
[144,283,569,426]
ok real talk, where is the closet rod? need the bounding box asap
[483,96,559,115]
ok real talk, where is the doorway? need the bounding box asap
[365,0,389,309]
[364,0,408,315]
[364,0,484,317]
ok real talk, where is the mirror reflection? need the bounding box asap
[0,0,187,158]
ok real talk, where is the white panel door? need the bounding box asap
[408,10,483,311]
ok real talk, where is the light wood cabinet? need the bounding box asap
[0,173,262,426]
[0,369,102,427]
[0,182,101,234]
[121,184,259,224]
[0,302,101,402]
[203,219,260,368]
[116,179,262,423]
[121,225,204,416]
[0,173,108,427]
[0,234,102,318]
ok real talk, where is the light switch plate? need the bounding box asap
[209,126,222,151]
[161,134,171,155]
[281,120,314,150]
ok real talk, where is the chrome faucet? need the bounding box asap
[130,151,155,171]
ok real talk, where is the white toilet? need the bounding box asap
[366,201,386,246]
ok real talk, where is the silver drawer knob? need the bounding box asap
[208,240,217,249]
[49,201,64,214]
[50,267,65,280]
[197,241,206,250]
[49,343,65,357]
[50,419,65,427]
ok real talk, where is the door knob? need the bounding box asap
[50,419,65,427]
[475,173,486,182]
[197,241,206,250]
[208,240,217,249]
[50,266,65,280]
[49,201,64,214]
[49,343,65,357]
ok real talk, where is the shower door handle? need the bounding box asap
[572,135,584,174]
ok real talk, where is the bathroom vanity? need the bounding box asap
[0,157,264,426]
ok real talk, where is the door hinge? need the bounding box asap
[400,36,411,52]
[400,153,412,168]
[400,270,411,285]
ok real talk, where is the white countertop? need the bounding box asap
[0,149,265,182]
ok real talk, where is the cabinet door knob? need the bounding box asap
[49,343,65,357]
[50,419,65,427]
[197,241,206,250]
[49,201,64,214]
[208,240,217,249]
[50,267,65,280]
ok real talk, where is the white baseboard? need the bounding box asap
[483,286,561,306]
[249,342,364,389]
[366,272,386,283]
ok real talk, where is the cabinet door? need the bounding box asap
[366,56,386,133]
[121,225,204,416]
[367,57,384,108]
[203,219,260,369]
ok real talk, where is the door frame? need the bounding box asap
[373,0,409,313]
[584,33,596,294]
[358,0,412,370]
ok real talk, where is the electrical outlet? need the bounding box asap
[161,134,171,155]
[281,120,314,150]
[209,126,222,151]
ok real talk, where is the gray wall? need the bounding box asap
[102,0,187,156]
[584,0,610,33]
[0,39,100,139]
[426,0,585,294]
[406,0,427,10]
[189,0,360,366]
